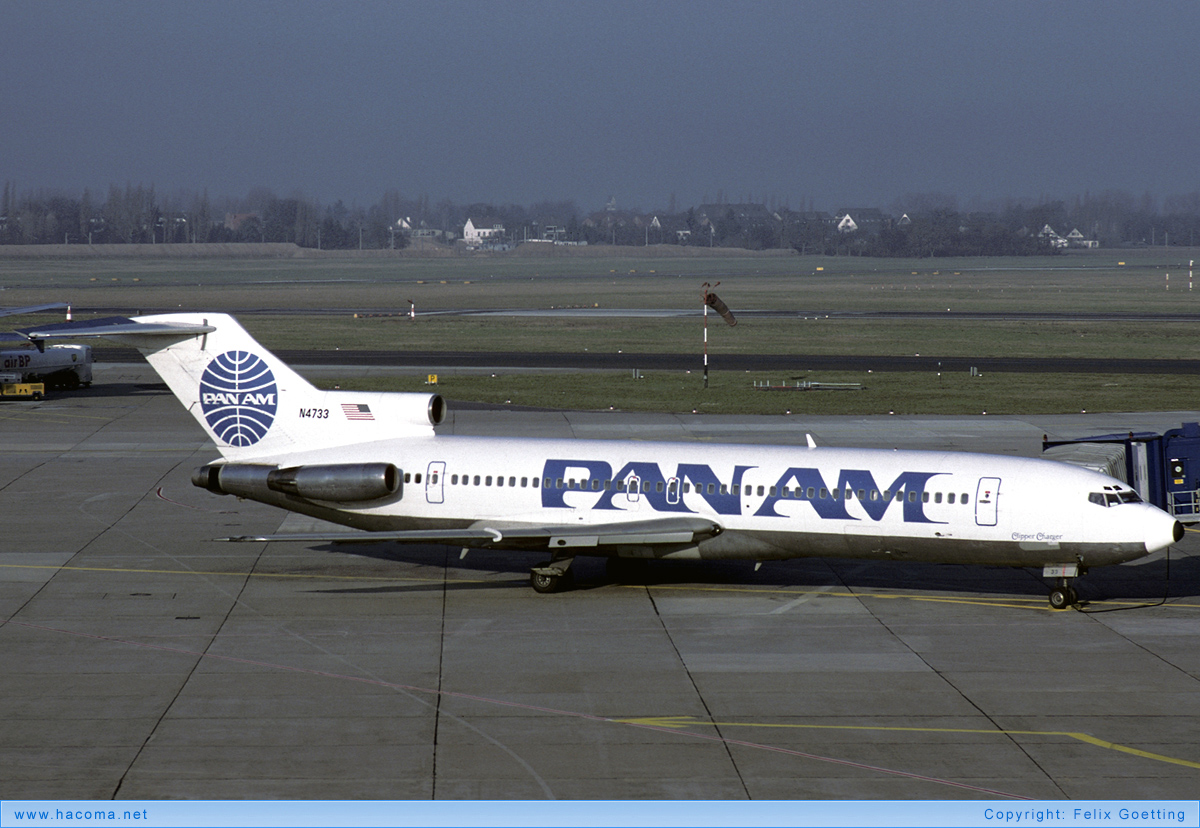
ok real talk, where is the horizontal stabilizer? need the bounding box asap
[18,317,215,341]
[0,302,69,319]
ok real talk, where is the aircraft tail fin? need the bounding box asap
[23,313,444,461]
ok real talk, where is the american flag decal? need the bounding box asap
[341,403,374,421]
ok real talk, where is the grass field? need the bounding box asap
[234,314,1200,361]
[3,247,1199,414]
[2,247,1200,313]
[320,369,1187,417]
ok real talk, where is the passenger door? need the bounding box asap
[975,477,1000,526]
[426,461,446,504]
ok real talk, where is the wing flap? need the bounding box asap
[222,516,722,550]
[223,528,503,545]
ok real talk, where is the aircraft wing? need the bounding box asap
[222,516,723,550]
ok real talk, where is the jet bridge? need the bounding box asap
[1043,422,1200,522]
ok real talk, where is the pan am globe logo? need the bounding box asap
[199,351,278,446]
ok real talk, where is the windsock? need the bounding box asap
[704,291,737,326]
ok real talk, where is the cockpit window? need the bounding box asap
[1090,490,1142,507]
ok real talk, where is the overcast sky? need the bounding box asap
[4,0,1198,212]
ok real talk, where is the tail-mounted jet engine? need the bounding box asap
[192,462,402,502]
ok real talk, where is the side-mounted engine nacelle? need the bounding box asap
[390,392,446,428]
[193,462,402,502]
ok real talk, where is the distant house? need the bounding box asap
[1039,224,1069,249]
[402,218,454,241]
[463,218,504,245]
[1066,228,1100,249]
[835,208,886,235]
[529,208,576,241]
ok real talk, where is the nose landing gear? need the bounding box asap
[1044,563,1085,609]
[1048,581,1078,609]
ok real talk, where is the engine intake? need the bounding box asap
[428,394,446,425]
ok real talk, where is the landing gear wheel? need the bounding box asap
[1049,587,1075,609]
[530,567,573,594]
[530,571,560,593]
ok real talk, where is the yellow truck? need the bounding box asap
[0,374,45,399]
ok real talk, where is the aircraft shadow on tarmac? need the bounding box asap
[308,541,1200,605]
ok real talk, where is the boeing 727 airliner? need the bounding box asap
[21,313,1183,607]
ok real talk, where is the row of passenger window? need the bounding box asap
[448,474,538,488]
[439,472,972,504]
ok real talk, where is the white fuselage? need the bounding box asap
[244,434,1177,569]
[25,311,1179,580]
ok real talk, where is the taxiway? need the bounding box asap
[2,365,1199,799]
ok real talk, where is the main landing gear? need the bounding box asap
[530,557,575,594]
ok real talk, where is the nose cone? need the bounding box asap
[1145,507,1185,554]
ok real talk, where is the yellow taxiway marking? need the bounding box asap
[631,582,1048,608]
[612,716,1200,770]
[629,582,1200,611]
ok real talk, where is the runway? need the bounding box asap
[3,365,1200,799]
[67,305,1200,323]
[89,347,1200,375]
[36,305,1200,374]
